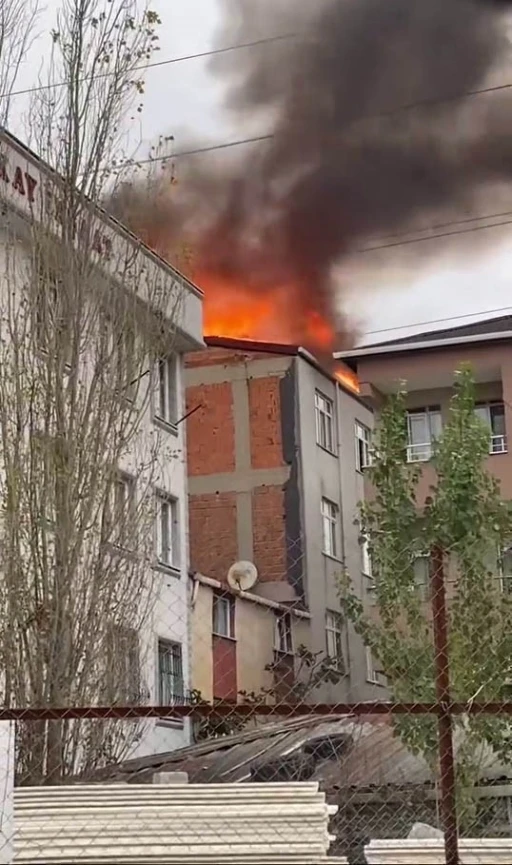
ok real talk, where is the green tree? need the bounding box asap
[342,366,512,827]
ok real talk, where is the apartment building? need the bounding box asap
[185,336,383,703]
[0,130,204,758]
[335,313,512,502]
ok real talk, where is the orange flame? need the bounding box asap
[198,271,360,393]
[334,365,360,394]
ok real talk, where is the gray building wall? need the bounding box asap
[294,356,382,701]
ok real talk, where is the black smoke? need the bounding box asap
[111,0,512,348]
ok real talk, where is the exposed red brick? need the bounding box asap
[186,383,235,476]
[188,492,238,581]
[186,346,294,370]
[249,377,285,469]
[185,347,252,369]
[252,485,287,582]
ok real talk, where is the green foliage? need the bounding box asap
[341,366,512,826]
[190,645,345,741]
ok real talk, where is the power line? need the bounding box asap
[356,216,512,253]
[0,33,296,100]
[367,208,512,243]
[364,304,512,338]
[132,134,273,164]
[119,80,512,168]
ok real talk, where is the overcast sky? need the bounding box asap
[9,0,512,345]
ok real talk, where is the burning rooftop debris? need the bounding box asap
[110,0,512,368]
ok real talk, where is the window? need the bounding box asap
[365,646,379,684]
[156,355,178,426]
[499,546,512,594]
[114,327,137,402]
[355,422,371,471]
[315,391,335,453]
[321,497,339,558]
[158,639,184,706]
[107,625,141,704]
[406,407,442,462]
[325,611,345,672]
[361,536,372,576]
[34,270,71,363]
[275,612,293,654]
[109,472,136,547]
[475,403,507,454]
[156,493,179,570]
[212,593,235,639]
[413,554,431,601]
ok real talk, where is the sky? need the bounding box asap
[8,0,512,346]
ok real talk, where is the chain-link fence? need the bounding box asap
[1,531,512,864]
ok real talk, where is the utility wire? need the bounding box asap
[364,304,512,338]
[0,33,296,100]
[119,79,512,167]
[356,216,512,253]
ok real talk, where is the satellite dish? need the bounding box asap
[227,560,258,592]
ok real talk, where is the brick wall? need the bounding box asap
[252,485,287,582]
[186,346,293,589]
[249,377,285,469]
[186,382,235,476]
[188,492,238,581]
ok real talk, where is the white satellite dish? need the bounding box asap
[227,560,258,592]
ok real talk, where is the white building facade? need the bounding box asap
[0,130,204,759]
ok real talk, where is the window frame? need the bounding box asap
[34,269,73,367]
[475,402,507,455]
[109,471,136,549]
[321,497,339,558]
[413,553,431,602]
[155,491,180,572]
[157,639,184,709]
[212,593,236,639]
[275,612,293,655]
[355,421,371,472]
[406,406,442,463]
[361,535,372,576]
[498,545,512,595]
[114,326,138,403]
[365,645,379,685]
[155,354,178,428]
[325,610,345,672]
[108,625,141,705]
[315,390,335,454]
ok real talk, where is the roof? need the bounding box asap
[205,335,304,357]
[366,313,512,349]
[203,336,366,404]
[88,715,512,790]
[335,312,512,368]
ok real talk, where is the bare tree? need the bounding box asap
[0,0,186,784]
[0,0,40,125]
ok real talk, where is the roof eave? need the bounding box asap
[334,330,512,365]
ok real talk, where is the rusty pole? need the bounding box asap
[431,544,459,865]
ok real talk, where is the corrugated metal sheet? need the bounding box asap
[14,782,342,864]
[90,716,512,789]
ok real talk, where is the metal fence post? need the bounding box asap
[431,544,459,865]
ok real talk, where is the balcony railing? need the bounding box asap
[406,442,433,463]
[407,434,507,462]
[490,434,507,454]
